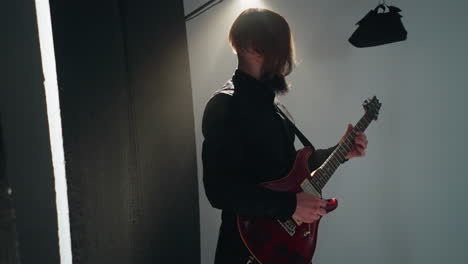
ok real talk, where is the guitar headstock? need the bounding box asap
[363,96,382,121]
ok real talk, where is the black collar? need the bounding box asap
[232,69,276,104]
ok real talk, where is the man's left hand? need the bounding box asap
[340,124,368,159]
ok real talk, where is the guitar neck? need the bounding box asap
[310,113,374,191]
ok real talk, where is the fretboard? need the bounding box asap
[310,113,374,191]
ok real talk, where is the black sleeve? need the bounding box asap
[308,145,338,172]
[201,94,296,218]
[307,142,350,172]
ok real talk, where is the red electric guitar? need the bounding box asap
[237,96,382,264]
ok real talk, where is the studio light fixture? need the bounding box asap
[349,1,408,48]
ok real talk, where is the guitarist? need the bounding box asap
[201,8,368,264]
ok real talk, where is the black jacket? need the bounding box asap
[201,70,336,263]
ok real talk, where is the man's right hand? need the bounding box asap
[292,192,327,223]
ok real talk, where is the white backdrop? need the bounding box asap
[183,0,468,263]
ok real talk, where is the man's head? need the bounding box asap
[229,8,296,93]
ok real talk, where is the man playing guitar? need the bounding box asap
[202,8,368,264]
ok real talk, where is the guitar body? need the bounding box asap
[237,147,338,264]
[237,96,382,264]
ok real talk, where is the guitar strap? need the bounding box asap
[274,100,316,152]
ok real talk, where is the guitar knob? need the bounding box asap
[303,223,312,237]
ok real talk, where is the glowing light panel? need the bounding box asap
[34,0,72,263]
[239,0,265,9]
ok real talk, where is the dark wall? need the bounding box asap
[119,1,200,263]
[1,0,61,263]
[0,119,20,263]
[49,1,134,263]
[49,0,199,263]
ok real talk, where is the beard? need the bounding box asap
[260,72,290,95]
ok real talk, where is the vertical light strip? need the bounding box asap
[34,0,73,263]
